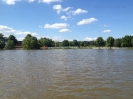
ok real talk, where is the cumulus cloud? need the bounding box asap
[3,0,62,4]
[53,4,62,14]
[53,4,72,14]
[102,30,111,33]
[62,7,72,11]
[60,15,68,20]
[84,37,97,41]
[39,0,62,4]
[0,25,37,36]
[70,8,88,15]
[44,23,69,29]
[2,0,20,5]
[59,28,71,32]
[77,18,98,25]
[28,0,34,2]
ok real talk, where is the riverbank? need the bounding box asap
[1,46,133,50]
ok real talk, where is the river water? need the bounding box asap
[0,49,133,99]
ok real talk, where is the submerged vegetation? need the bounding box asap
[1,33,133,50]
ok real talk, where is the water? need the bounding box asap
[0,49,133,99]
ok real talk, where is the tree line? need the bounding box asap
[0,33,133,49]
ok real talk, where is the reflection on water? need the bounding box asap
[0,49,133,99]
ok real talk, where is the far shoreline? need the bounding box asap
[1,46,133,50]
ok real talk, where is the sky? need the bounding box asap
[0,0,133,41]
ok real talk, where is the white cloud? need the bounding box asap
[59,28,71,32]
[2,0,20,5]
[84,37,97,41]
[28,0,34,2]
[77,18,98,25]
[53,4,62,14]
[102,30,111,33]
[39,0,62,4]
[62,7,72,12]
[53,4,72,14]
[0,25,38,36]
[70,8,88,15]
[44,23,68,29]
[60,15,68,20]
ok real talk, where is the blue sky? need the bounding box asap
[0,0,133,41]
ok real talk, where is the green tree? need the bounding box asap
[79,41,84,47]
[22,34,40,49]
[62,40,69,46]
[106,36,114,48]
[96,37,104,47]
[131,39,133,47]
[114,38,121,47]
[71,40,79,46]
[121,35,132,47]
[38,37,53,47]
[5,40,15,49]
[8,35,18,45]
[89,41,96,47]
[0,33,5,49]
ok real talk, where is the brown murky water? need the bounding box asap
[0,49,133,99]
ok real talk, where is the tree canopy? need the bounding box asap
[1,33,133,50]
[5,40,15,49]
[38,37,54,47]
[8,35,18,45]
[0,33,5,49]
[106,36,114,48]
[62,40,69,47]
[22,34,40,49]
[96,37,104,47]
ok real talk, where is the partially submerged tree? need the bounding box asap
[121,35,132,47]
[106,36,114,48]
[0,33,5,49]
[5,40,15,49]
[22,34,40,49]
[8,35,18,45]
[62,40,69,47]
[38,37,53,47]
[96,37,104,48]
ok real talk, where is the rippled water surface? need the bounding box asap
[0,49,133,99]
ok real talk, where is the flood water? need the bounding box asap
[0,49,133,99]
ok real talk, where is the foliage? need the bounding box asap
[38,37,53,47]
[114,38,122,47]
[8,35,18,45]
[5,40,15,49]
[22,34,40,49]
[0,33,5,49]
[121,35,133,47]
[62,40,69,46]
[106,36,114,48]
[96,37,104,47]
[131,39,133,46]
[71,40,79,46]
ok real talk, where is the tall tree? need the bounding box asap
[38,37,53,47]
[8,35,18,45]
[22,34,40,49]
[71,40,79,46]
[0,33,5,49]
[5,40,15,49]
[62,40,69,47]
[106,36,114,48]
[131,39,133,47]
[96,37,104,47]
[114,38,121,47]
[121,35,132,47]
